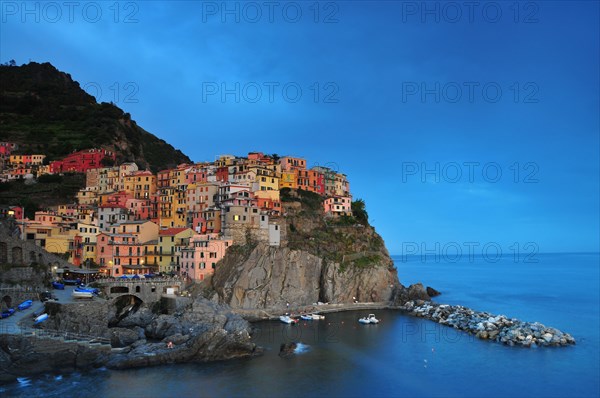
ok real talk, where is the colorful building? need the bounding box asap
[323,196,353,217]
[179,233,232,281]
[50,148,115,174]
[158,227,194,273]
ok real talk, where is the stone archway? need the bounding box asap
[0,242,7,263]
[111,294,144,323]
[11,246,23,264]
[1,295,12,309]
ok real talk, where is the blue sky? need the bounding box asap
[1,1,598,254]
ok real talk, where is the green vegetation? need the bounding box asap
[0,173,85,216]
[280,188,323,211]
[330,215,356,226]
[0,62,191,171]
[338,254,382,273]
[351,199,369,225]
[283,189,388,273]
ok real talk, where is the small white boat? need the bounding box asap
[72,290,93,299]
[34,313,48,324]
[310,314,325,320]
[279,315,298,324]
[358,314,380,324]
[367,314,380,323]
[300,314,313,321]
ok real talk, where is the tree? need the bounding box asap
[352,199,369,225]
[100,156,115,167]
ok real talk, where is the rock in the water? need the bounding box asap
[426,286,441,297]
[279,342,298,358]
[393,283,431,304]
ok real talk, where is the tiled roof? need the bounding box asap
[159,227,191,236]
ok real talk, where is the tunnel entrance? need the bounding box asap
[1,295,12,309]
[111,294,144,325]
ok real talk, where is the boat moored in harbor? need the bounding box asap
[279,315,298,324]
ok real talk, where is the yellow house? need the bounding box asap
[109,220,159,243]
[215,155,236,168]
[45,230,77,259]
[250,165,280,192]
[77,187,98,206]
[280,171,297,189]
[158,227,194,273]
[77,221,98,266]
[123,170,156,200]
[157,166,189,229]
[144,240,159,268]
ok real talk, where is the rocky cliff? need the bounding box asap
[211,190,402,311]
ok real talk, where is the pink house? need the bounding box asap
[125,198,151,220]
[323,196,352,216]
[97,230,155,276]
[179,233,233,281]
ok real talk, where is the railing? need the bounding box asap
[1,325,111,347]
[96,276,185,284]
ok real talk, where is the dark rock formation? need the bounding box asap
[392,283,432,304]
[0,296,259,382]
[110,328,140,348]
[0,335,109,384]
[41,301,112,339]
[426,286,441,297]
[212,243,399,310]
[107,296,259,369]
[279,342,298,358]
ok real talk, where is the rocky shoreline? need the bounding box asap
[0,284,577,384]
[402,300,576,347]
[0,296,260,384]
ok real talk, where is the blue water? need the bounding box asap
[2,253,598,397]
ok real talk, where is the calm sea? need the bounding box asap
[2,253,599,398]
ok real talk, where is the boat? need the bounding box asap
[310,314,325,320]
[34,313,49,324]
[358,314,380,324]
[62,278,81,286]
[1,308,15,319]
[52,281,65,290]
[72,290,93,299]
[40,291,58,302]
[300,314,313,321]
[279,315,298,324]
[75,285,99,294]
[367,314,380,324]
[17,300,33,310]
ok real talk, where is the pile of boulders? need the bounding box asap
[402,301,576,347]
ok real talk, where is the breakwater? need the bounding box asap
[403,300,576,347]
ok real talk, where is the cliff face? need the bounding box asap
[212,190,400,311]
